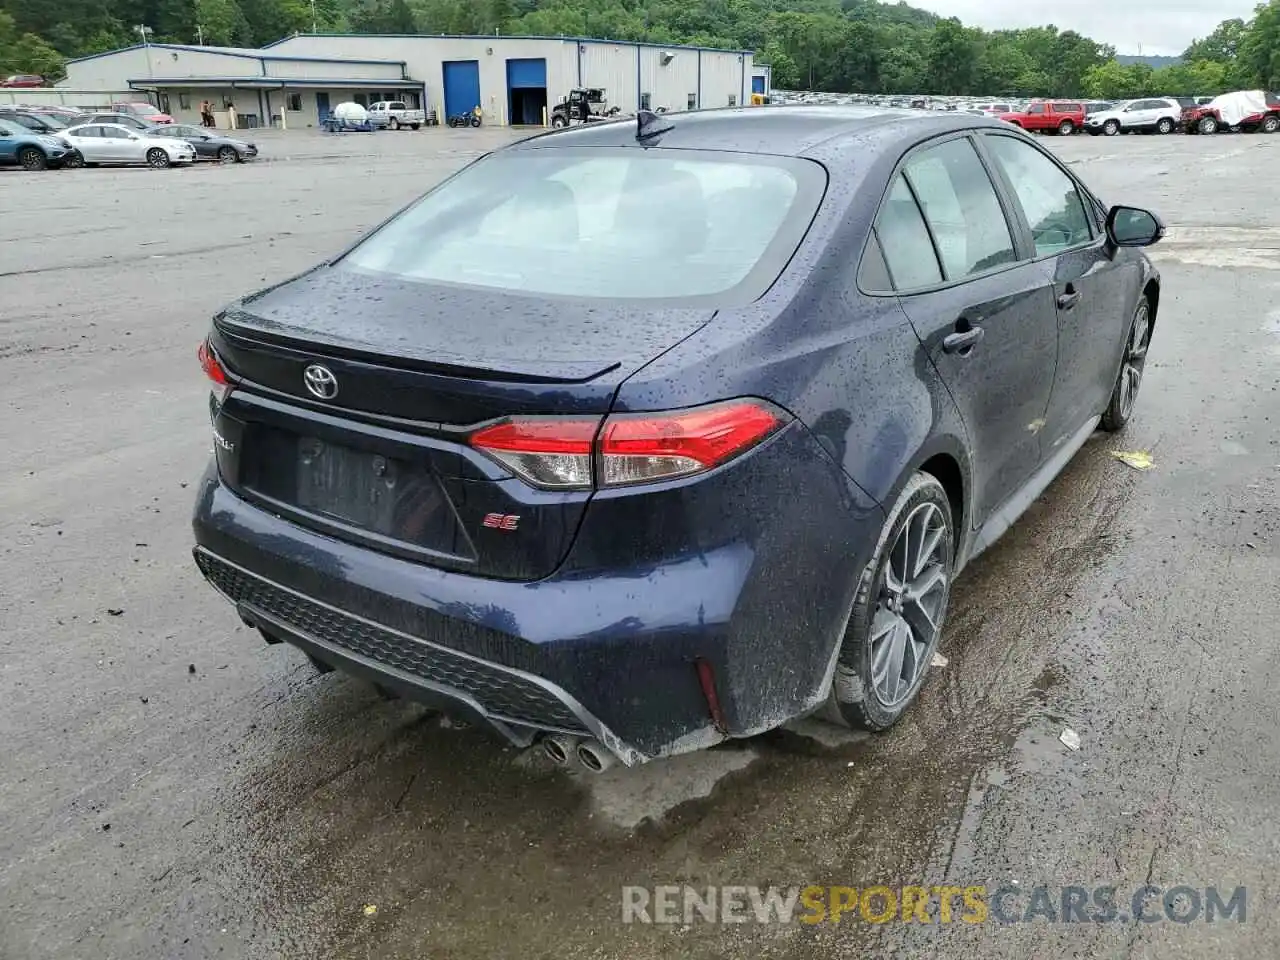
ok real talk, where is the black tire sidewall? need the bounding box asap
[1158,119,1173,134]
[831,472,954,731]
[1101,296,1150,432]
[147,149,169,168]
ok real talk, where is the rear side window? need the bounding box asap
[984,135,1093,255]
[342,148,824,304]
[874,176,942,290]
[903,138,1016,280]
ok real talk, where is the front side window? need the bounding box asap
[984,135,1093,256]
[342,148,822,304]
[873,175,943,290]
[1027,103,1045,115]
[903,138,1016,280]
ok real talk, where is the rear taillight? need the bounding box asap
[467,418,597,489]
[469,399,786,491]
[197,338,233,405]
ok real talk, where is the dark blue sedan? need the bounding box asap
[192,106,1163,770]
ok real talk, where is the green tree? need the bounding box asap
[1237,0,1280,88]
[925,18,977,94]
[194,0,250,45]
[1183,17,1246,63]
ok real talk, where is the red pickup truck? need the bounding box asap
[997,101,1086,136]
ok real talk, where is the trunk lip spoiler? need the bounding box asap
[213,312,623,386]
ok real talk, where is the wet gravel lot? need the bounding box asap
[2,125,1279,960]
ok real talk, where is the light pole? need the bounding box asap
[310,0,318,33]
[136,25,154,78]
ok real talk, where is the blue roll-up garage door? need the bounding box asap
[443,60,481,118]
[506,58,546,89]
[752,75,766,94]
[506,58,548,125]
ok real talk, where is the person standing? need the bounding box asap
[226,101,237,130]
[200,100,213,127]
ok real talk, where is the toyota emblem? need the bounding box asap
[303,363,339,400]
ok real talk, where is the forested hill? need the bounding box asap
[3,0,1279,101]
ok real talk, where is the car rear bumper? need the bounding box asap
[191,422,881,763]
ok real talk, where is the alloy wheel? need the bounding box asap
[147,148,170,168]
[1157,119,1173,134]
[1104,120,1119,136]
[1118,301,1151,422]
[19,148,46,171]
[217,146,236,163]
[871,501,950,708]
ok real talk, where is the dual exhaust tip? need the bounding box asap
[542,734,616,773]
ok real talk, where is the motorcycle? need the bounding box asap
[447,111,482,128]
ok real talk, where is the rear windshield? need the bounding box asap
[340,147,825,304]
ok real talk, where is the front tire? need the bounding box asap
[1104,119,1120,136]
[62,150,84,169]
[217,145,237,163]
[146,148,171,169]
[1198,116,1218,135]
[827,472,955,731]
[551,115,568,128]
[1101,297,1152,432]
[18,147,47,171]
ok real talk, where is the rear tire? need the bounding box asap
[1156,118,1174,134]
[146,148,170,168]
[1101,297,1152,432]
[1057,119,1075,136]
[18,147,47,171]
[410,123,420,130]
[1264,114,1280,133]
[390,117,400,130]
[826,472,955,731]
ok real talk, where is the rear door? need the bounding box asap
[979,131,1132,448]
[876,134,1058,527]
[68,125,105,160]
[0,121,18,161]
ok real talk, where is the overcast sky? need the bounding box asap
[909,0,1257,55]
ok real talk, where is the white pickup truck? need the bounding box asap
[367,101,426,130]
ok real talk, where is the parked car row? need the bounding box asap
[1,112,260,171]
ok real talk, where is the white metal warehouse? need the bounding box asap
[58,34,762,129]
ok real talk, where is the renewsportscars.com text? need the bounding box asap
[621,884,1247,925]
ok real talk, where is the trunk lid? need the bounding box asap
[209,267,715,580]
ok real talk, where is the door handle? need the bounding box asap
[1057,287,1082,310]
[942,325,985,355]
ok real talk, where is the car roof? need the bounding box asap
[512,105,1008,158]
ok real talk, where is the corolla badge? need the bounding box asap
[303,363,339,400]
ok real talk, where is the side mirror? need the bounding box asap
[1106,205,1165,247]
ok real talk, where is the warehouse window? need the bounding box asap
[287,93,302,112]
[178,92,190,110]
[640,92,652,110]
[728,94,737,106]
[687,93,696,110]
